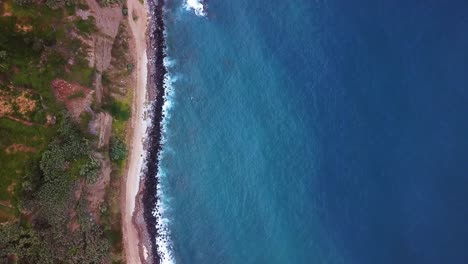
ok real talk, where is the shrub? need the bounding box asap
[33,109,47,124]
[67,90,85,100]
[79,155,100,183]
[45,0,75,10]
[79,111,92,129]
[13,0,35,6]
[75,18,96,35]
[110,137,126,162]
[126,63,133,72]
[109,101,130,121]
[98,0,123,7]
[40,116,89,182]
[0,224,51,262]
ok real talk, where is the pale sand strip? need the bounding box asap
[123,0,149,263]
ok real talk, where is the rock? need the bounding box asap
[46,114,56,125]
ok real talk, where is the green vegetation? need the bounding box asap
[45,0,75,10]
[0,116,111,263]
[75,17,96,35]
[0,224,51,261]
[0,0,124,262]
[39,116,98,182]
[79,111,92,130]
[127,63,134,72]
[98,0,123,7]
[0,1,94,109]
[67,90,85,100]
[0,118,54,206]
[109,100,130,121]
[110,137,127,162]
[65,56,95,87]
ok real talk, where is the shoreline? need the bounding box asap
[123,0,168,263]
[141,0,169,262]
[122,0,153,262]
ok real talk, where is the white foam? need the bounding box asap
[163,57,176,68]
[184,0,206,16]
[153,67,179,264]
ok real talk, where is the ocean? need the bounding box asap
[153,0,468,263]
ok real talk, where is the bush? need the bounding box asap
[79,111,92,129]
[13,0,35,6]
[98,0,123,7]
[110,137,126,162]
[45,0,75,10]
[109,101,130,121]
[66,57,94,87]
[39,116,89,182]
[126,63,133,72]
[75,18,96,35]
[67,90,85,100]
[0,224,51,262]
[33,109,47,124]
[32,117,111,263]
[79,155,100,183]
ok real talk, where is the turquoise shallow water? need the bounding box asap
[156,1,468,263]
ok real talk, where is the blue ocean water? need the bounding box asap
[157,0,468,263]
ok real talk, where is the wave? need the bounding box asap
[149,0,201,262]
[153,65,178,264]
[163,57,176,68]
[184,0,206,16]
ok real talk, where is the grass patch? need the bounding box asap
[66,56,94,87]
[0,117,56,209]
[108,100,130,121]
[0,205,16,223]
[67,90,85,100]
[79,111,92,129]
[75,17,96,35]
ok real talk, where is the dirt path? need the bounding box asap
[123,0,149,263]
[85,0,123,105]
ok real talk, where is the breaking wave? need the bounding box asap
[184,0,206,16]
[154,62,178,264]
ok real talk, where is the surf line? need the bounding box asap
[142,0,171,263]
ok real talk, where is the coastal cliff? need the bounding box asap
[0,0,139,261]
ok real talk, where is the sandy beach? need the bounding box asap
[122,0,149,262]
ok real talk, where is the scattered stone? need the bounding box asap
[46,114,57,125]
[76,9,91,20]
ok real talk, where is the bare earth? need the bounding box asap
[123,0,149,263]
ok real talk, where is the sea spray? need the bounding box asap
[152,70,178,264]
[143,0,171,263]
[184,0,206,16]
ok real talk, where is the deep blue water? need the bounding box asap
[157,0,468,263]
